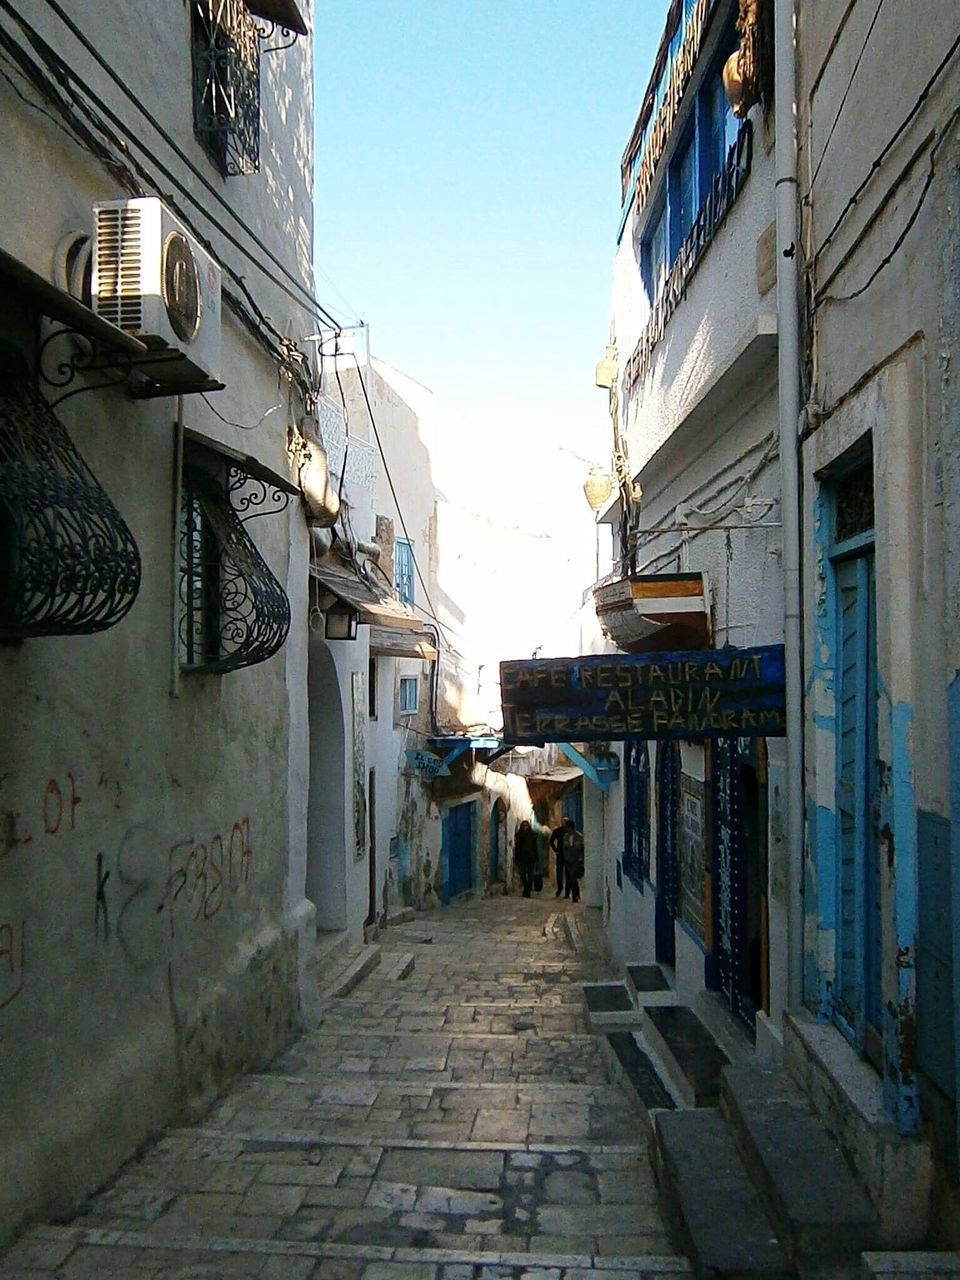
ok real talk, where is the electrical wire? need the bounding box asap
[0,18,313,401]
[812,28,960,264]
[350,357,455,647]
[816,104,960,307]
[806,0,885,194]
[26,0,345,332]
[200,392,283,431]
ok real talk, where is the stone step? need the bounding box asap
[311,928,352,968]
[626,964,672,997]
[641,1004,730,1107]
[655,1109,790,1280]
[720,1063,880,1265]
[863,1253,960,1280]
[382,951,416,982]
[603,1031,677,1115]
[3,1225,693,1279]
[326,944,382,999]
[583,983,635,1014]
[784,1011,932,1246]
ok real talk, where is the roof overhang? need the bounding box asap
[184,427,300,495]
[245,0,309,37]
[594,571,711,652]
[369,627,439,660]
[311,557,422,630]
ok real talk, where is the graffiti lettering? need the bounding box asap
[0,919,26,1010]
[43,772,81,835]
[158,819,252,937]
[94,851,111,939]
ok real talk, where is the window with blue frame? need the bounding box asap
[674,127,698,247]
[623,740,651,888]
[638,24,743,306]
[394,538,414,606]
[707,69,740,180]
[644,198,669,302]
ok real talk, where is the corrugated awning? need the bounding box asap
[528,766,583,785]
[594,571,711,652]
[311,557,422,631]
[369,627,438,660]
[246,0,309,36]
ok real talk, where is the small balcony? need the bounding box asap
[593,570,710,654]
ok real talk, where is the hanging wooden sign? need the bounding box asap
[500,645,785,744]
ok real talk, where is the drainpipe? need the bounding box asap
[774,0,804,1012]
[170,395,185,699]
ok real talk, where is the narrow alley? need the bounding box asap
[2,899,689,1280]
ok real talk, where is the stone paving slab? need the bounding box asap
[1,897,684,1278]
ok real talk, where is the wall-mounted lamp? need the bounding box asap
[324,599,359,640]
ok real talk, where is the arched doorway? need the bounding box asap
[307,635,347,931]
[655,741,681,966]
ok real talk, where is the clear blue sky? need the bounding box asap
[313,1,669,458]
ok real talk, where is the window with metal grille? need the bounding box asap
[394,538,415,606]
[623,740,650,889]
[179,448,290,673]
[398,674,419,715]
[191,0,261,177]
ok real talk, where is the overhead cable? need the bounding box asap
[806,0,886,193]
[350,358,454,648]
[27,0,344,331]
[816,104,960,306]
[0,1,339,356]
[0,17,312,398]
[812,28,960,264]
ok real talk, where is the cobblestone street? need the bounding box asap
[2,896,689,1280]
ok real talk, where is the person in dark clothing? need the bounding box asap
[514,820,538,898]
[549,821,566,897]
[551,817,584,902]
[561,818,585,902]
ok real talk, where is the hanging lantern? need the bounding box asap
[583,466,614,512]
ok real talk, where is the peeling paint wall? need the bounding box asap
[798,0,958,1174]
[0,0,315,1242]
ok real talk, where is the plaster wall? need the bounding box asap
[797,0,959,1161]
[0,0,316,1239]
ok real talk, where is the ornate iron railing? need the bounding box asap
[179,459,290,673]
[0,346,141,641]
[191,0,261,177]
[625,121,753,393]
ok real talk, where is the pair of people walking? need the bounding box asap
[550,816,584,902]
[515,815,584,901]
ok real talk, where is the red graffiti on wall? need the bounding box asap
[2,770,82,857]
[0,919,26,1010]
[158,818,252,937]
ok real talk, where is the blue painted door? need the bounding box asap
[562,787,583,832]
[443,801,475,902]
[655,742,681,966]
[835,553,881,1059]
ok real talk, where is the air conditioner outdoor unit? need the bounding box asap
[92,197,222,390]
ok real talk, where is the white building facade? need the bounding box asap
[593,0,788,1048]
[0,0,322,1241]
